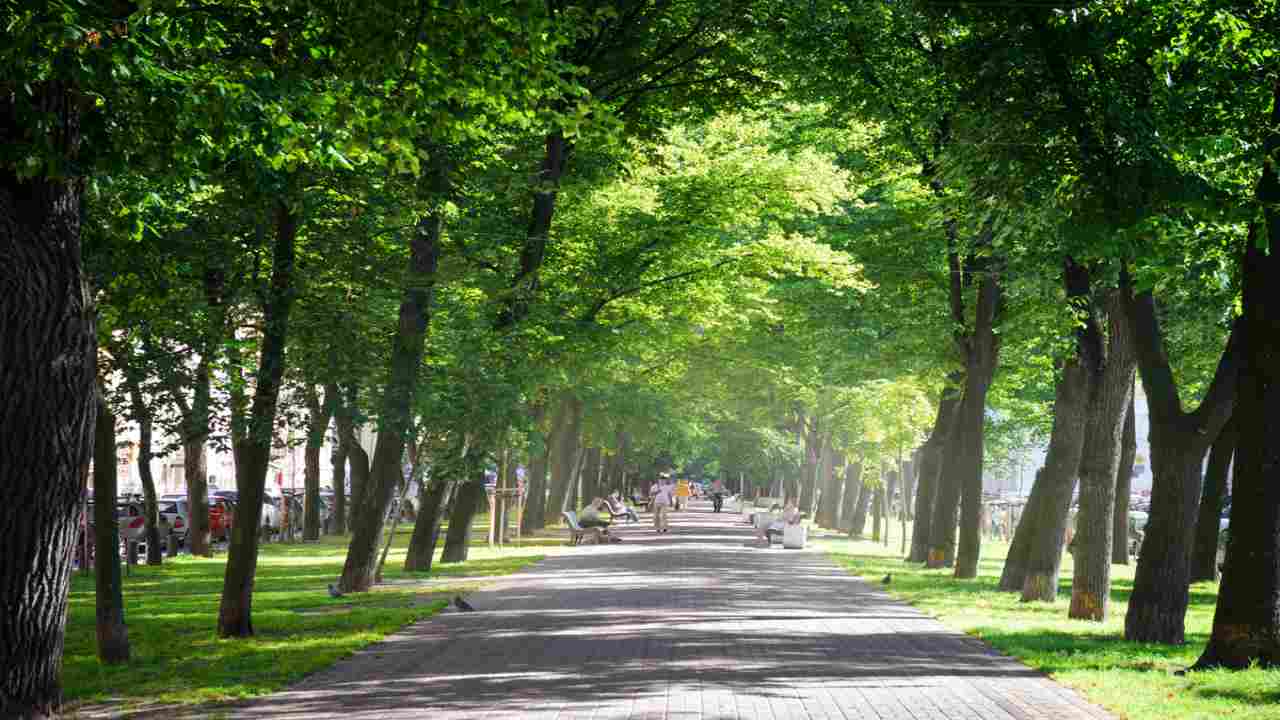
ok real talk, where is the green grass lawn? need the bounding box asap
[64,524,545,712]
[818,530,1280,720]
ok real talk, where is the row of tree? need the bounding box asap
[2,0,1278,716]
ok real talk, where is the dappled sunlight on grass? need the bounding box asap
[64,521,542,710]
[818,534,1280,720]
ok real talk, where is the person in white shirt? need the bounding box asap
[653,477,674,533]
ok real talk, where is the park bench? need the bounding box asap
[562,511,604,546]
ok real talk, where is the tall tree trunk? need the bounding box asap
[499,131,567,327]
[580,447,603,503]
[217,201,299,638]
[816,445,839,529]
[1017,363,1092,600]
[928,397,967,568]
[839,460,862,533]
[799,422,822,514]
[871,477,885,543]
[442,449,487,564]
[522,439,549,534]
[1000,468,1046,589]
[901,451,917,522]
[911,385,960,562]
[1068,294,1137,618]
[329,383,350,534]
[1124,287,1240,644]
[303,385,333,542]
[545,393,583,523]
[1190,417,1237,584]
[850,477,872,538]
[130,386,163,566]
[0,87,98,715]
[521,402,549,533]
[954,272,1002,579]
[339,202,443,593]
[120,349,163,565]
[93,390,130,664]
[404,475,455,572]
[1194,99,1280,664]
[185,267,226,557]
[1005,262,1099,594]
[1112,392,1137,565]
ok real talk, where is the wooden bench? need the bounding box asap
[562,511,604,546]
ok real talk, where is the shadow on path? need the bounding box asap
[224,502,1113,720]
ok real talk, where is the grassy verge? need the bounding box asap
[64,525,545,711]
[817,531,1280,720]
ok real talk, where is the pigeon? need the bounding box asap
[880,574,892,586]
[453,595,475,612]
[328,583,344,598]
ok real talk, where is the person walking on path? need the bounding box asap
[710,477,727,513]
[653,477,674,533]
[675,477,691,511]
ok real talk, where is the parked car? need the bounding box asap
[209,497,235,541]
[1220,497,1232,532]
[159,500,192,543]
[116,501,171,544]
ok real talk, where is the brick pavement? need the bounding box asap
[233,502,1113,720]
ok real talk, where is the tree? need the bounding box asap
[1194,77,1280,669]
[92,387,130,665]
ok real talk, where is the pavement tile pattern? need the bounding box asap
[233,502,1112,720]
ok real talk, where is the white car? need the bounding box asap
[261,497,282,530]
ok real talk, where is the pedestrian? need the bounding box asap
[710,477,727,513]
[653,475,674,533]
[675,477,691,511]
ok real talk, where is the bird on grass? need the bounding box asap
[453,595,476,612]
[328,583,344,598]
[880,574,892,586]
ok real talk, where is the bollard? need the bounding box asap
[167,529,179,557]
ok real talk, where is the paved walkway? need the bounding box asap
[234,502,1111,720]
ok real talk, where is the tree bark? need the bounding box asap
[303,384,333,542]
[816,445,839,529]
[850,477,873,538]
[954,272,1002,579]
[442,450,487,564]
[0,86,98,715]
[499,132,567,327]
[545,393,583,523]
[1016,362,1092,600]
[910,384,960,562]
[329,383,350,534]
[185,267,226,557]
[405,476,455,572]
[871,477,885,543]
[1124,286,1241,644]
[581,447,603,503]
[1005,262,1098,595]
[799,421,823,514]
[521,402,549,533]
[1068,294,1138,618]
[1190,417,1237,584]
[1194,154,1280,667]
[217,201,299,638]
[1112,392,1136,565]
[839,460,862,533]
[93,390,130,664]
[339,202,442,593]
[131,387,163,565]
[928,395,967,568]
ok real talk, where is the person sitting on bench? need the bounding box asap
[607,491,640,523]
[580,498,614,533]
[764,502,801,544]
